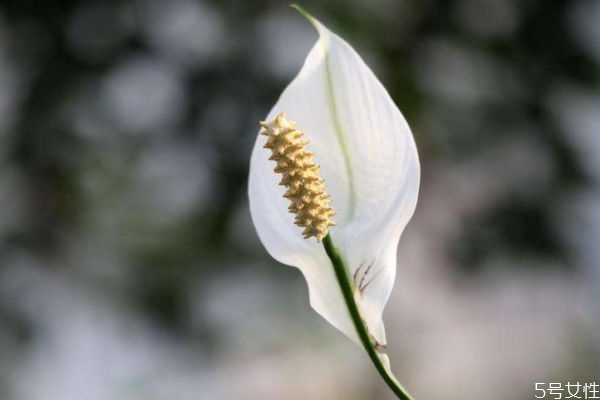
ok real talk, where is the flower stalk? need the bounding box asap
[322,233,413,400]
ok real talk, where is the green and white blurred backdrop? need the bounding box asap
[0,0,598,399]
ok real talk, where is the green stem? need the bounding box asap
[322,233,414,400]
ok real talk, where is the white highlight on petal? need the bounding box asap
[248,10,420,346]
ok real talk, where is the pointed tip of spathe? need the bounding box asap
[290,4,319,28]
[289,3,304,13]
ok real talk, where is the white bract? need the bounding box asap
[248,12,420,346]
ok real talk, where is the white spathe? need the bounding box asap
[248,11,420,346]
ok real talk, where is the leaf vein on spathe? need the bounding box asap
[324,48,356,220]
[292,4,356,220]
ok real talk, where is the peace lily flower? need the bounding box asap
[248,6,419,399]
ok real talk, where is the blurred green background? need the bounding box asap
[0,0,599,399]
